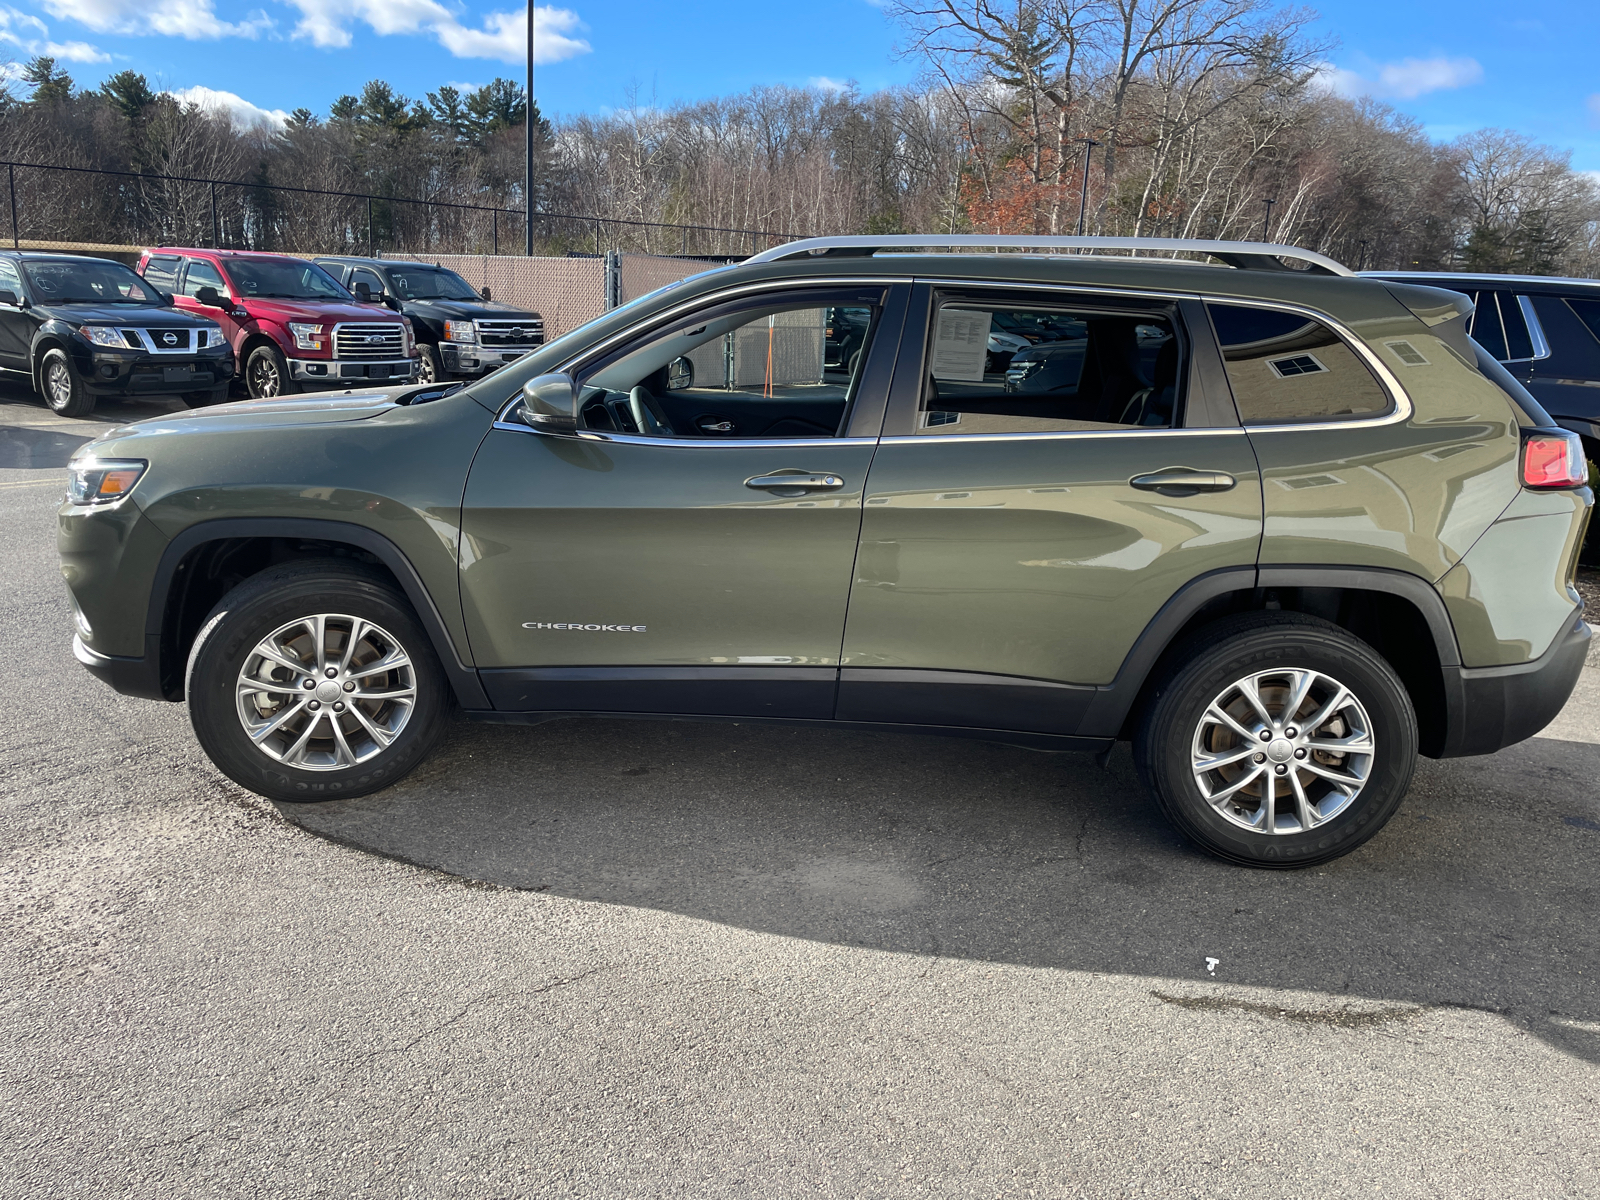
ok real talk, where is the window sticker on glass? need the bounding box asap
[931,308,992,382]
[1384,340,1429,366]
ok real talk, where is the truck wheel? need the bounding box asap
[40,348,96,417]
[1133,612,1417,868]
[186,560,450,803]
[182,385,232,408]
[245,344,297,398]
[417,344,446,384]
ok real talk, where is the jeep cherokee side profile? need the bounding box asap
[61,236,1593,868]
[140,249,418,398]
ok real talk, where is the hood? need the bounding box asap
[236,297,405,325]
[403,298,539,320]
[41,303,218,327]
[93,392,397,442]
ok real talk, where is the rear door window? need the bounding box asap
[181,259,227,298]
[1565,298,1600,344]
[143,255,181,290]
[917,295,1182,434]
[1207,303,1390,424]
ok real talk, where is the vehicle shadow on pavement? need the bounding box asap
[0,425,95,468]
[279,715,1600,1064]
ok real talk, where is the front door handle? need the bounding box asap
[745,473,845,492]
[1129,470,1237,495]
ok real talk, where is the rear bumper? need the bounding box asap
[1438,615,1592,757]
[290,357,416,384]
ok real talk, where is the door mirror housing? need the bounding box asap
[479,286,492,302]
[194,285,225,309]
[352,281,373,302]
[519,373,579,432]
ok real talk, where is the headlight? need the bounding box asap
[66,458,146,505]
[444,320,475,343]
[198,326,224,349]
[287,322,324,351]
[79,326,127,348]
[401,318,415,353]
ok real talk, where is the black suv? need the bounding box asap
[314,257,544,384]
[0,251,233,417]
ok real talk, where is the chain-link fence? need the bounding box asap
[0,159,804,260]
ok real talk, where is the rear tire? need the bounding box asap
[1133,612,1417,868]
[186,561,450,802]
[40,348,96,417]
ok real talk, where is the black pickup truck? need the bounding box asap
[313,256,544,383]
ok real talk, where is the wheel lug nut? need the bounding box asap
[308,700,320,710]
[302,680,315,690]
[1259,730,1271,741]
[333,702,345,712]
[1285,727,1298,738]
[1274,764,1287,775]
[1254,753,1266,764]
[326,667,338,678]
[343,681,355,692]
[1295,748,1307,759]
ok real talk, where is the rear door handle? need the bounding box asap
[745,473,845,492]
[1129,470,1237,494]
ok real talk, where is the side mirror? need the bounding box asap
[0,289,17,307]
[519,373,579,432]
[666,355,694,390]
[353,281,372,301]
[479,286,492,302]
[195,285,225,308]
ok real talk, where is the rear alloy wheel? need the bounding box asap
[245,344,296,398]
[1135,613,1417,868]
[187,561,449,801]
[40,348,96,417]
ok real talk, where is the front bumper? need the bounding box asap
[73,634,164,702]
[290,358,417,384]
[1438,614,1592,757]
[83,349,235,395]
[440,344,538,375]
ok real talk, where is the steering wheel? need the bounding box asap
[628,385,676,437]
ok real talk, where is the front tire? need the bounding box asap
[182,385,232,408]
[1134,613,1417,868]
[40,348,96,417]
[245,344,296,399]
[186,561,450,802]
[417,343,446,384]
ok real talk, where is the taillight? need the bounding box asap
[1521,430,1587,489]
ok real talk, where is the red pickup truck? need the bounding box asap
[138,249,417,398]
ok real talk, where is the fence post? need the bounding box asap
[493,209,499,256]
[368,197,374,257]
[210,183,219,248]
[8,164,16,251]
[594,219,600,256]
[603,249,621,310]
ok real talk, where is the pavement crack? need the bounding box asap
[1151,989,1421,1029]
[372,967,616,1060]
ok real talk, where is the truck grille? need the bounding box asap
[334,323,406,360]
[476,318,544,347]
[137,328,192,351]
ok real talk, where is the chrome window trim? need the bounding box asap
[880,427,1249,446]
[1517,294,1552,360]
[490,420,878,450]
[495,275,911,427]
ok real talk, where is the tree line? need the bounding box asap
[0,0,1596,276]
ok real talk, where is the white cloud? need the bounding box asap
[39,0,271,38]
[164,84,288,129]
[0,6,107,60]
[1316,55,1483,101]
[284,1,590,64]
[809,76,852,94]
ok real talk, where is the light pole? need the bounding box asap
[1261,197,1276,242]
[1075,137,1100,237]
[525,0,535,256]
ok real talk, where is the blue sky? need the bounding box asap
[3,0,1598,170]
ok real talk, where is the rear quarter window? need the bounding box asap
[1207,303,1391,424]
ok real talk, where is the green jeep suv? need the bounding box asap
[59,236,1594,868]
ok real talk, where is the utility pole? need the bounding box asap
[525,0,535,256]
[1075,137,1100,236]
[1261,197,1276,242]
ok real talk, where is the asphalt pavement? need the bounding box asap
[3,387,1598,1199]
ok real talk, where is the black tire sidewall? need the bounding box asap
[187,571,447,802]
[1138,621,1417,868]
[418,344,443,383]
[41,348,94,417]
[246,344,293,398]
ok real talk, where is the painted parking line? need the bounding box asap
[0,477,60,490]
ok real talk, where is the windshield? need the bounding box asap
[385,266,480,301]
[21,259,165,306]
[222,258,351,301]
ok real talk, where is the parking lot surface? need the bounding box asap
[3,389,1599,1199]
